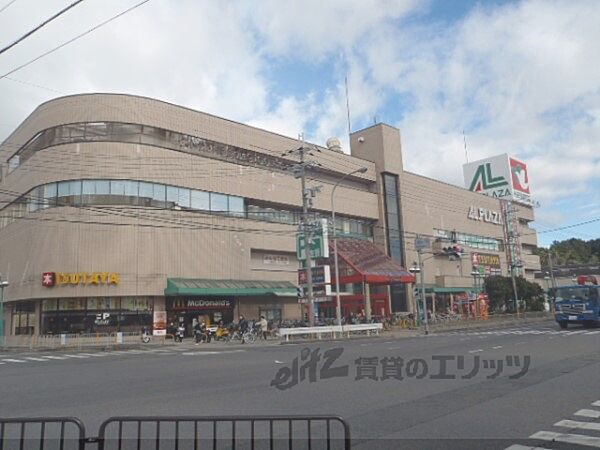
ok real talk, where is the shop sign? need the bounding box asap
[463,153,537,207]
[297,219,329,260]
[298,265,331,285]
[467,206,503,225]
[263,254,290,266]
[472,253,502,276]
[42,272,120,287]
[170,298,233,310]
[153,311,167,336]
[95,313,111,326]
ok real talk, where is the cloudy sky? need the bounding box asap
[0,0,599,246]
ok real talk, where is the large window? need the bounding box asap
[382,173,407,312]
[434,229,501,251]
[0,179,247,230]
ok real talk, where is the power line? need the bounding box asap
[0,0,151,80]
[0,0,86,56]
[0,0,17,14]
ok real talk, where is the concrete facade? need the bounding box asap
[0,94,540,336]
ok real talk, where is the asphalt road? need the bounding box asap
[1,319,599,449]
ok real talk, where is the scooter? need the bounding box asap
[175,325,185,343]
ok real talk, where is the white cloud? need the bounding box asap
[0,0,598,234]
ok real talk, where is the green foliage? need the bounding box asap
[483,275,546,312]
[534,238,600,267]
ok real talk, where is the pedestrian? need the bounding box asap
[238,315,249,344]
[259,315,268,340]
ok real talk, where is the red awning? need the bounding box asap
[329,238,416,285]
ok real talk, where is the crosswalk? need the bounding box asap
[505,400,600,449]
[0,347,246,367]
[439,327,600,337]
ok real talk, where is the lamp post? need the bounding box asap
[409,256,429,335]
[544,272,551,311]
[0,279,8,346]
[331,167,367,326]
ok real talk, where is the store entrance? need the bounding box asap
[166,297,234,337]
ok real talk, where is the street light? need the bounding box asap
[544,272,551,311]
[331,166,367,326]
[409,259,429,335]
[0,279,8,346]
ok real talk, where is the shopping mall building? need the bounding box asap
[0,94,541,336]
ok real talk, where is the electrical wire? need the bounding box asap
[0,0,151,80]
[0,0,86,56]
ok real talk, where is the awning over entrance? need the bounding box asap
[425,287,472,294]
[331,239,416,285]
[165,279,296,296]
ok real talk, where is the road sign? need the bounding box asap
[297,219,329,260]
[415,237,431,251]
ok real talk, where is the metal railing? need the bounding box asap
[0,417,86,450]
[0,416,351,450]
[0,332,167,350]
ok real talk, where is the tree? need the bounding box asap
[483,275,546,312]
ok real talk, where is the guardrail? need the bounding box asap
[278,323,383,341]
[0,415,351,449]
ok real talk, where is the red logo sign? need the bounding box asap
[510,158,530,194]
[42,272,56,287]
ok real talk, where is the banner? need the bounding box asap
[153,311,167,336]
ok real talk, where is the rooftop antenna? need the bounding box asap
[463,130,469,163]
[345,75,352,136]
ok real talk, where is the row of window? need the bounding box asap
[0,179,375,238]
[246,204,373,237]
[0,179,245,229]
[434,228,502,251]
[7,121,289,173]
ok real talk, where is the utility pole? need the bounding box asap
[289,134,316,326]
[548,250,557,291]
[417,250,429,335]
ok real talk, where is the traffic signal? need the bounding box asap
[413,287,420,298]
[297,286,305,299]
[442,244,463,260]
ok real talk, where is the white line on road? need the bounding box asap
[24,357,49,362]
[62,354,90,359]
[41,355,68,360]
[592,401,600,407]
[574,409,600,419]
[530,431,600,448]
[585,330,600,335]
[468,349,483,353]
[504,445,552,450]
[1,359,27,363]
[555,419,600,432]
[77,353,109,357]
[492,346,503,349]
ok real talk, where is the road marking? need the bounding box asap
[504,445,552,450]
[62,354,90,358]
[585,330,600,335]
[592,401,600,407]
[468,349,483,353]
[181,350,245,356]
[77,353,108,357]
[41,355,68,360]
[530,430,600,448]
[574,409,600,419]
[555,419,600,432]
[1,359,27,363]
[24,357,49,362]
[492,346,503,349]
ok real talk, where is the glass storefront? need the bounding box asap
[166,298,234,336]
[41,297,154,334]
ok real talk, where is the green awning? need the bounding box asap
[165,278,297,297]
[425,287,472,294]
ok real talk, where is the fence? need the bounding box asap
[0,332,167,350]
[278,323,383,341]
[0,416,351,450]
